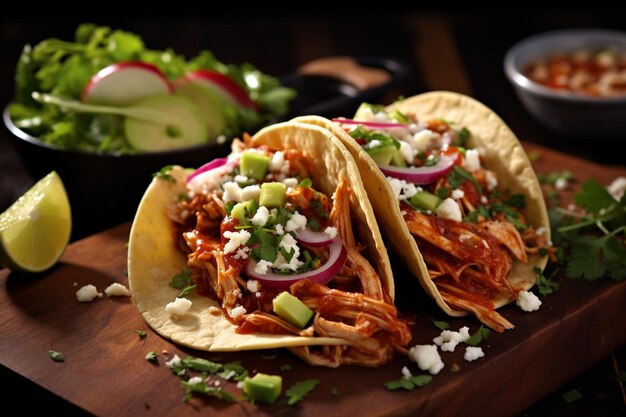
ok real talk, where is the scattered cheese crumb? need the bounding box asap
[283,178,299,188]
[608,176,626,200]
[188,376,204,385]
[408,345,444,375]
[165,354,181,368]
[251,206,270,226]
[234,247,249,260]
[104,282,131,297]
[221,181,242,203]
[165,297,192,317]
[240,185,261,202]
[485,171,498,191]
[435,198,462,222]
[223,230,251,254]
[275,224,285,235]
[234,175,249,183]
[536,226,546,236]
[433,326,470,352]
[451,189,465,200]
[324,226,338,239]
[410,129,437,152]
[554,177,568,191]
[255,260,273,275]
[401,366,413,379]
[247,280,261,293]
[463,149,481,172]
[285,211,307,232]
[270,151,285,171]
[464,346,485,362]
[230,305,247,319]
[76,284,101,302]
[517,290,542,312]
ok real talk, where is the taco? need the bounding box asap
[294,91,553,332]
[127,121,411,367]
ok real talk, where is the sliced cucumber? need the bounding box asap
[173,82,226,139]
[410,191,442,211]
[124,95,208,151]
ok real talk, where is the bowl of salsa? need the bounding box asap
[504,29,626,140]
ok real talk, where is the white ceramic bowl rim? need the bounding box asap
[504,28,626,104]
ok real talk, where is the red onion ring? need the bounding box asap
[245,238,347,290]
[186,158,229,184]
[294,227,334,247]
[379,152,458,185]
[332,118,408,130]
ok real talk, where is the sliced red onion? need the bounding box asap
[186,158,229,184]
[379,152,458,185]
[332,118,408,130]
[294,227,334,247]
[245,238,347,290]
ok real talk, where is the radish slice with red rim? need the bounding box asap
[379,152,458,185]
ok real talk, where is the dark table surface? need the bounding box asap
[1,10,625,417]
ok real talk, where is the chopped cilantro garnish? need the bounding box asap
[538,171,573,186]
[562,389,582,404]
[385,375,432,391]
[449,165,483,195]
[552,179,626,282]
[299,178,313,188]
[153,165,176,182]
[280,364,293,372]
[250,227,278,262]
[178,284,196,298]
[455,127,471,147]
[169,268,193,290]
[310,198,329,219]
[135,330,148,339]
[180,379,234,402]
[432,319,450,330]
[465,326,490,346]
[286,379,319,405]
[181,357,222,373]
[49,350,64,362]
[436,187,450,200]
[533,266,560,296]
[217,361,248,381]
[424,156,440,167]
[145,351,159,362]
[225,201,236,215]
[307,217,322,231]
[349,126,400,149]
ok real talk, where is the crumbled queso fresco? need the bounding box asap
[104,282,131,297]
[408,344,444,375]
[464,346,485,362]
[165,297,192,317]
[516,290,542,312]
[76,284,101,302]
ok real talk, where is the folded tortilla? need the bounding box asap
[294,91,550,324]
[127,121,397,353]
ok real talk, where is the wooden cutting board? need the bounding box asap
[1,142,625,417]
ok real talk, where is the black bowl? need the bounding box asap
[4,108,231,238]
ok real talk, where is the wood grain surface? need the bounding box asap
[1,142,625,417]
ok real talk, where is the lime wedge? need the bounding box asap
[0,171,72,272]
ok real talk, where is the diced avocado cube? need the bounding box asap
[390,148,407,167]
[231,200,257,222]
[241,151,270,180]
[389,110,409,123]
[366,145,397,166]
[259,182,286,208]
[272,291,313,329]
[410,191,442,212]
[243,373,282,404]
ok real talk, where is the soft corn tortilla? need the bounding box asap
[294,91,550,317]
[127,121,394,351]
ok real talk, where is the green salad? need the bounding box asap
[9,23,296,153]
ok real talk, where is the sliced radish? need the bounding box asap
[174,69,256,109]
[82,61,171,106]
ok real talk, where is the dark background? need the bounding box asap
[1,10,625,417]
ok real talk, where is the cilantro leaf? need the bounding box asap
[465,326,490,346]
[562,389,582,404]
[169,268,193,289]
[178,284,196,298]
[49,350,64,362]
[135,330,148,339]
[449,165,482,195]
[250,227,278,262]
[574,180,617,215]
[180,379,234,402]
[286,379,319,405]
[533,266,560,296]
[432,319,450,330]
[567,235,608,281]
[153,165,176,182]
[385,375,432,391]
[538,171,573,186]
[145,351,159,362]
[181,357,222,373]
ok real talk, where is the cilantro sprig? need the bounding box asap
[551,179,626,281]
[285,379,319,405]
[385,375,433,391]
